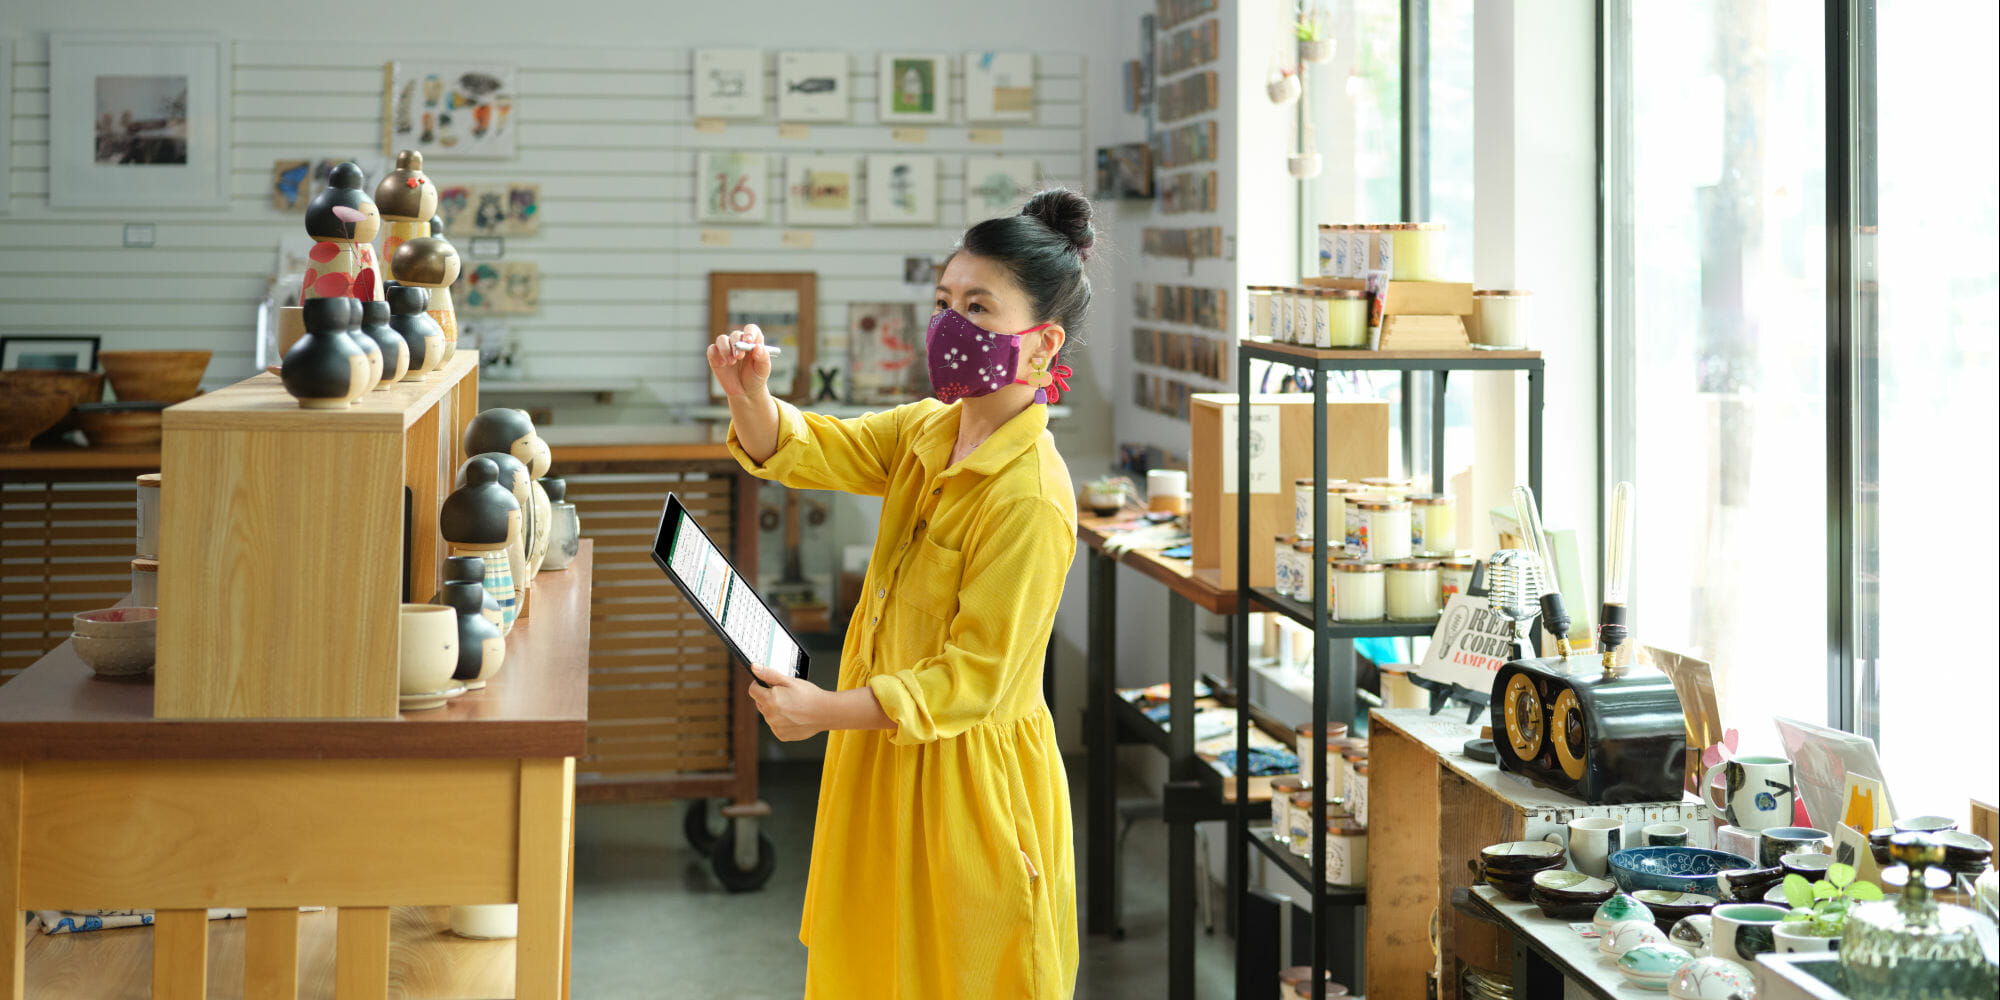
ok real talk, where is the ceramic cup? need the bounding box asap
[1772,921,1840,954]
[1709,903,1787,964]
[1644,823,1691,847]
[1780,851,1834,883]
[398,603,459,696]
[1893,814,1958,835]
[1758,826,1831,868]
[1702,755,1796,832]
[1569,816,1625,878]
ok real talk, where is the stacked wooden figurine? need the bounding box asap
[436,408,580,630]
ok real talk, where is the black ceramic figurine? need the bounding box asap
[440,456,524,630]
[281,296,369,409]
[385,282,445,380]
[457,451,536,569]
[463,408,538,459]
[440,578,506,688]
[438,554,502,625]
[339,294,384,390]
[358,299,409,387]
[465,408,554,575]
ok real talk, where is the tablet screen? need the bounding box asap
[653,494,807,680]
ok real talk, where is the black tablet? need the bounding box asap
[651,492,810,682]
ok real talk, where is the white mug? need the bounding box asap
[1703,755,1796,832]
[1568,816,1625,878]
[1710,903,1788,964]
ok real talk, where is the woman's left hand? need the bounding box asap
[747,664,828,741]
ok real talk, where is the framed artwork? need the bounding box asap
[1,336,101,371]
[48,33,231,208]
[964,52,1035,123]
[437,182,541,236]
[1095,143,1155,199]
[878,53,951,124]
[776,51,849,122]
[784,156,858,227]
[270,159,309,210]
[383,62,517,159]
[846,303,926,404]
[695,152,770,224]
[965,156,1038,222]
[865,155,938,226]
[454,260,540,315]
[709,272,816,403]
[693,49,766,120]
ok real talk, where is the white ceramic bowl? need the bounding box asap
[72,606,157,640]
[1602,918,1671,958]
[71,632,154,677]
[1668,914,1713,958]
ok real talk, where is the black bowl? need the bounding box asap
[1480,840,1566,873]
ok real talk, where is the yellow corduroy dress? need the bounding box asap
[727,396,1079,1000]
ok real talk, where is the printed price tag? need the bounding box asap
[699,229,733,247]
[781,230,815,249]
[694,118,727,134]
[891,127,928,143]
[778,123,810,140]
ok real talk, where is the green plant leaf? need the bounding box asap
[1783,874,1815,908]
[1813,880,1838,900]
[1848,882,1884,901]
[1783,910,1810,923]
[1829,863,1856,888]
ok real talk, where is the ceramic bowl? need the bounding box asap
[70,632,154,677]
[0,391,73,450]
[0,370,104,436]
[1480,840,1566,873]
[73,402,168,447]
[1893,814,1958,835]
[1714,865,1787,903]
[1482,866,1544,902]
[1668,956,1757,1000]
[73,606,158,640]
[1600,918,1671,958]
[1936,830,1992,875]
[1668,914,1713,958]
[1594,893,1655,934]
[98,350,210,403]
[1780,852,1834,882]
[1609,847,1754,897]
[1757,826,1831,867]
[1633,889,1718,932]
[1618,942,1693,990]
[1530,870,1616,919]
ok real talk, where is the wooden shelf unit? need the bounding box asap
[155,355,480,720]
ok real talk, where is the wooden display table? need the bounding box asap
[0,543,593,999]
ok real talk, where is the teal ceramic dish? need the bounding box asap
[1609,847,1753,897]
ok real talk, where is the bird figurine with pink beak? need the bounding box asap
[301,162,385,301]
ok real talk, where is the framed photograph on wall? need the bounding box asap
[1,336,101,372]
[877,53,951,124]
[695,152,770,224]
[693,49,767,120]
[783,155,858,227]
[776,51,849,123]
[709,272,816,403]
[383,62,517,160]
[864,155,937,226]
[846,302,926,405]
[964,52,1035,123]
[965,156,1039,222]
[48,33,231,208]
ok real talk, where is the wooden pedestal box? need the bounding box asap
[155,354,480,719]
[1188,394,1390,590]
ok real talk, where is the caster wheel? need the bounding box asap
[711,826,777,893]
[683,799,723,854]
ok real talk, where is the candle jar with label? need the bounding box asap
[1292,290,1313,347]
[1319,224,1348,277]
[1273,535,1300,599]
[1473,289,1532,349]
[1323,818,1369,885]
[1406,492,1457,555]
[1386,558,1443,621]
[1355,499,1413,560]
[1368,224,1394,275]
[1440,556,1477,602]
[1295,722,1351,791]
[1332,560,1386,622]
[1269,776,1304,839]
[1360,477,1412,496]
[1247,286,1276,340]
[1288,792,1318,855]
[1271,287,1293,343]
[1324,288,1368,348]
[1329,482,1371,554]
[1390,222,1445,281]
[1350,227,1374,281]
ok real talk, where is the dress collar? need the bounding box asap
[914,400,1051,479]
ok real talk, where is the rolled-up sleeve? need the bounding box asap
[868,497,1076,744]
[726,399,914,497]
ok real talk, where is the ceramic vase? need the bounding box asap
[441,554,503,626]
[440,457,523,631]
[338,295,383,391]
[281,297,370,409]
[540,477,580,571]
[386,282,444,379]
[397,603,459,704]
[358,299,409,387]
[440,579,505,689]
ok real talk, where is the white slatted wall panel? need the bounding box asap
[1,39,1087,402]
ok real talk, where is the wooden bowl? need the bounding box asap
[99,350,211,403]
[0,390,73,450]
[73,402,168,447]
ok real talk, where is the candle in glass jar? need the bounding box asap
[1319,224,1347,277]
[1325,289,1368,348]
[1332,560,1386,622]
[1274,534,1300,599]
[1473,289,1532,349]
[1291,541,1318,599]
[1288,792,1317,854]
[1440,557,1477,601]
[1360,477,1412,496]
[1355,499,1413,560]
[1269,776,1304,838]
[1291,290,1313,347]
[1386,558,1443,620]
[1406,493,1457,555]
[1296,478,1348,540]
[1368,225,1393,274]
[1390,222,1445,281]
[1248,286,1276,340]
[1329,483,1370,554]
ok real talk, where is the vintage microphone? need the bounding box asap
[1484,548,1544,662]
[1511,485,1574,658]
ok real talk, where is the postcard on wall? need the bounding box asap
[865,155,938,226]
[964,52,1034,123]
[696,152,770,224]
[383,63,516,159]
[964,157,1038,222]
[784,155,858,226]
[454,259,540,315]
[776,51,849,122]
[879,53,952,124]
[847,302,927,404]
[693,49,767,120]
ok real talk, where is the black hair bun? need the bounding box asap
[1021,188,1095,259]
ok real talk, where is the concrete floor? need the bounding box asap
[572,757,1235,999]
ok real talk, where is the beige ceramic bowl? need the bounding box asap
[73,606,158,640]
[71,632,155,677]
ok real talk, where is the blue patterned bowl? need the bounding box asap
[1608,847,1754,897]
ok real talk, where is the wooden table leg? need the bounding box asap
[153,909,209,999]
[562,766,576,1000]
[334,907,390,1000]
[0,765,22,1000]
[245,907,302,1000]
[517,758,575,1000]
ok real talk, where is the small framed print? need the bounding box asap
[965,156,1038,222]
[776,51,849,123]
[965,52,1035,123]
[783,155,858,227]
[695,152,770,224]
[1,336,101,372]
[709,272,817,402]
[878,53,952,124]
[694,49,767,120]
[49,32,232,208]
[865,155,938,226]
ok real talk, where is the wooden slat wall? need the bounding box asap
[0,480,138,683]
[1,39,1088,398]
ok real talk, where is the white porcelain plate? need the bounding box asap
[400,684,467,711]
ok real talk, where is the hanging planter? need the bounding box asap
[1267,67,1302,105]
[1299,38,1336,63]
[1297,3,1335,63]
[1287,152,1323,179]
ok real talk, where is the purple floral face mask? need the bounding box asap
[925,307,1053,404]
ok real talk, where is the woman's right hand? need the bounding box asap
[708,323,772,399]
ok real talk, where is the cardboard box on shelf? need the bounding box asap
[1189,394,1391,589]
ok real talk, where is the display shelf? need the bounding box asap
[1110,694,1279,815]
[1241,340,1544,370]
[477,378,641,403]
[1466,885,1665,1000]
[1249,827,1370,902]
[1249,586,1444,636]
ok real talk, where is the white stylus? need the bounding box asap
[731,338,783,355]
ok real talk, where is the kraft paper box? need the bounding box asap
[1189,394,1390,590]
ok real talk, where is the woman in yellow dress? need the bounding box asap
[707,189,1094,999]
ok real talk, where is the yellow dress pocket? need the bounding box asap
[895,536,963,621]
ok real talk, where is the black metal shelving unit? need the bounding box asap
[1230,341,1545,998]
